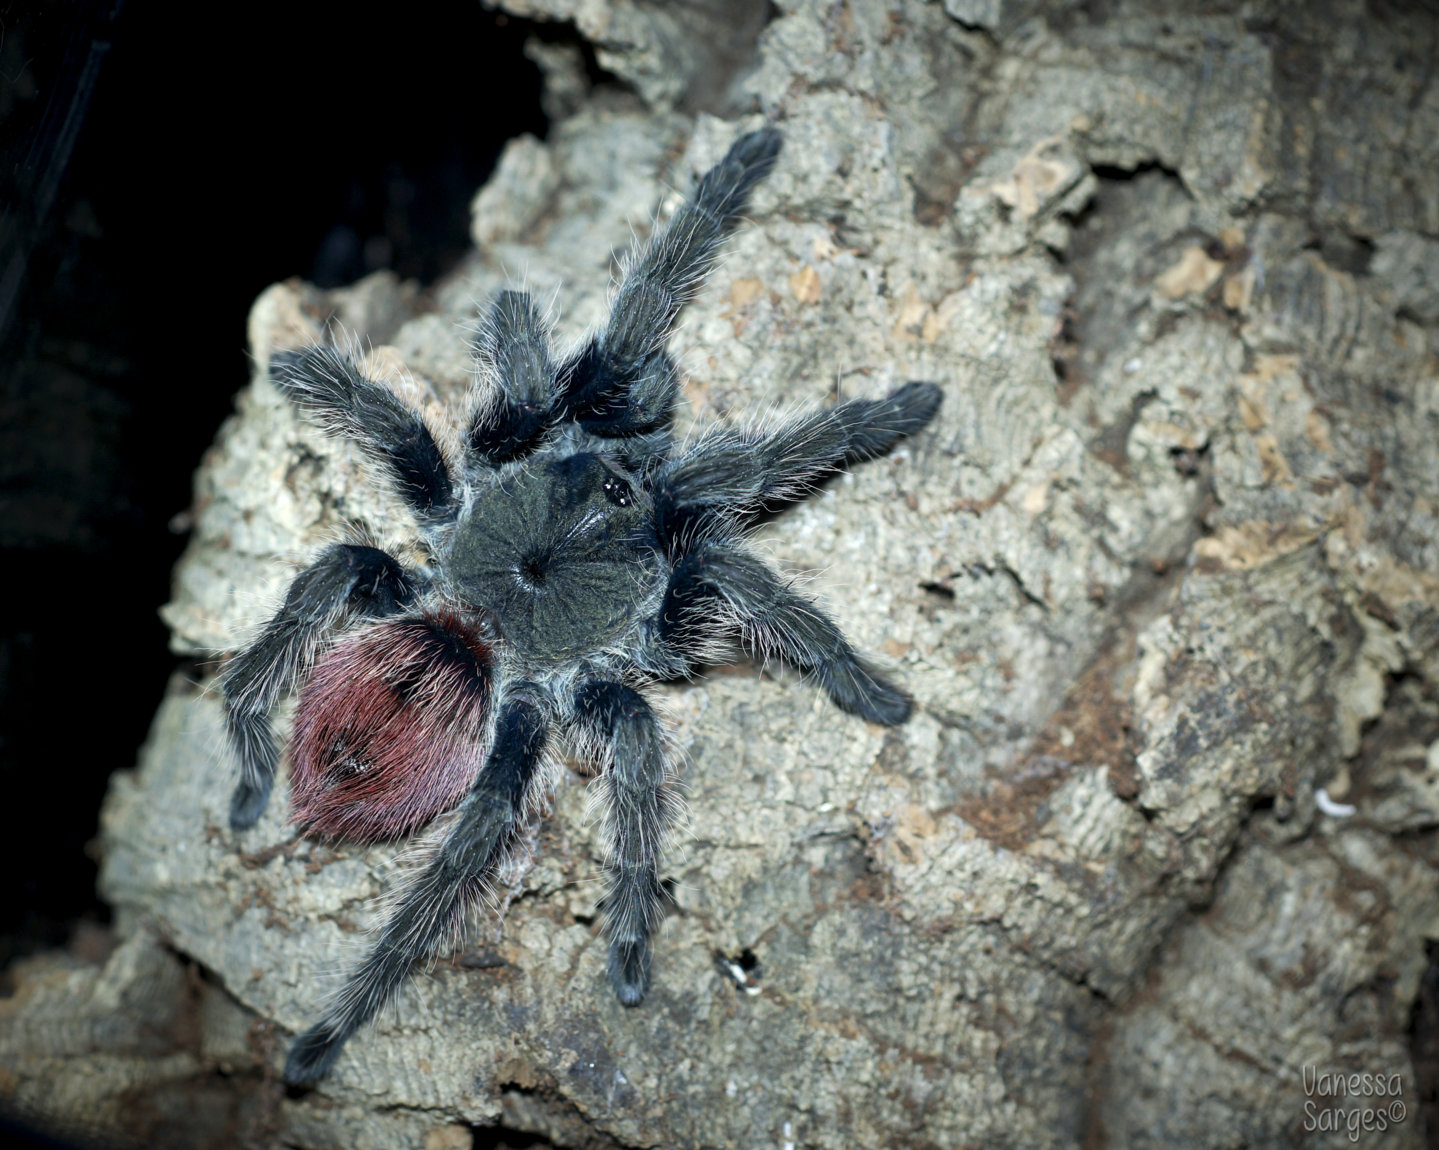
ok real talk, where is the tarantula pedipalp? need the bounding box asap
[220,126,942,1086]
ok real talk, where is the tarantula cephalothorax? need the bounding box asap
[220,127,942,1086]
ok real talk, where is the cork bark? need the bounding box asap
[5,1,1439,1147]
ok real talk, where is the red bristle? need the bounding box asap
[290,610,495,841]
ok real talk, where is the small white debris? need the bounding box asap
[1123,358,1142,374]
[1316,788,1357,818]
[723,958,762,995]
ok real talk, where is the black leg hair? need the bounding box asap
[222,544,418,830]
[270,347,456,521]
[570,680,674,1006]
[659,544,911,726]
[653,381,942,549]
[559,128,783,440]
[466,290,559,468]
[284,691,550,1087]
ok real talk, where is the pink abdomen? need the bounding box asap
[290,611,495,842]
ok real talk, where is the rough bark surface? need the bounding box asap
[5,0,1439,1147]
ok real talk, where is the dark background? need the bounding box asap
[0,0,549,982]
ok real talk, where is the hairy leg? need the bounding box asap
[284,690,550,1086]
[653,381,942,545]
[570,680,675,1005]
[560,128,783,445]
[659,544,911,725]
[465,290,559,469]
[221,544,418,829]
[269,346,456,521]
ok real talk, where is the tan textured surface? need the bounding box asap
[5,1,1438,1147]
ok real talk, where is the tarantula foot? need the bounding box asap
[856,683,913,727]
[229,777,272,830]
[284,1025,345,1088]
[609,937,651,1006]
[887,381,944,433]
[725,125,782,172]
[827,663,913,728]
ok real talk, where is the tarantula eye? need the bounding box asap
[602,473,634,507]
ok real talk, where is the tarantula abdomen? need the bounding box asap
[289,610,496,842]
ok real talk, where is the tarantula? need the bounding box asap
[220,126,941,1086]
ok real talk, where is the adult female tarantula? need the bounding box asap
[221,127,941,1086]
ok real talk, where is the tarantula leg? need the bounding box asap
[560,128,783,436]
[269,346,456,521]
[571,681,674,1006]
[284,691,550,1087]
[654,381,943,544]
[221,544,419,830]
[465,290,558,468]
[662,545,911,726]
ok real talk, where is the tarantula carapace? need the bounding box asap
[220,126,942,1086]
